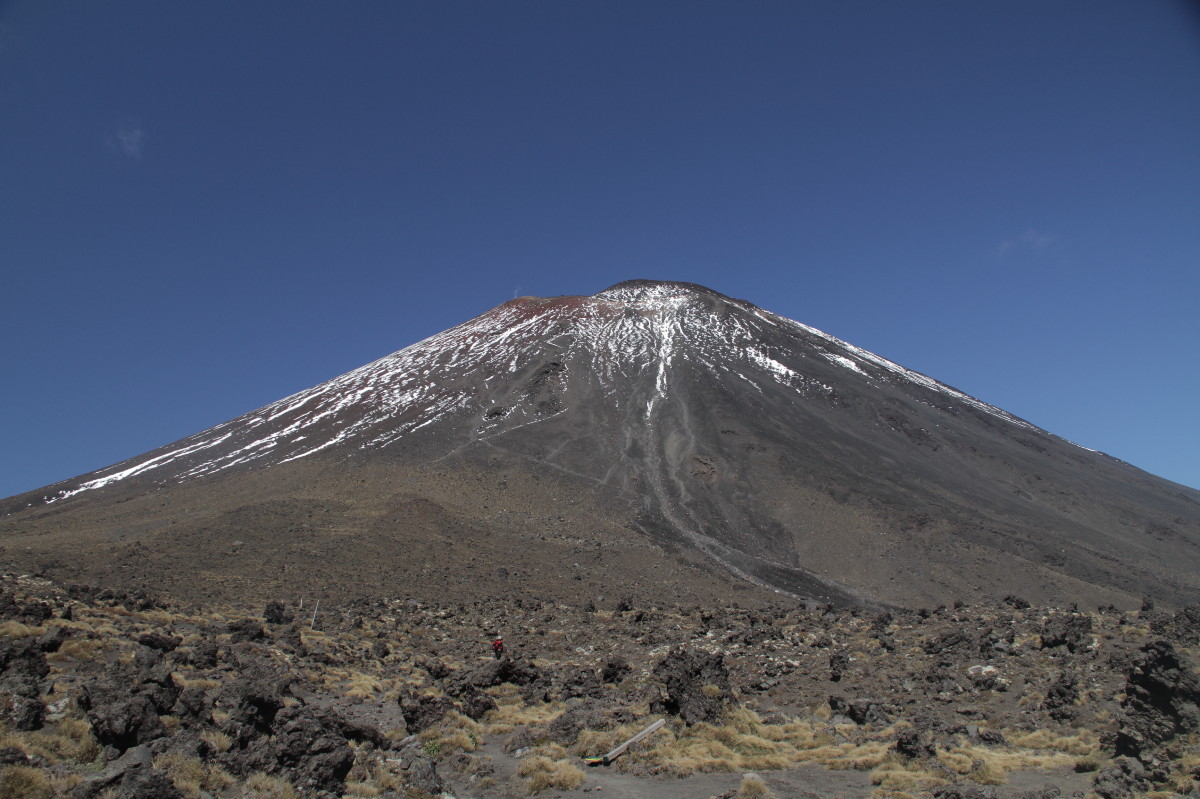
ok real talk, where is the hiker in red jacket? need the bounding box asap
[491,635,504,659]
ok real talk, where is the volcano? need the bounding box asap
[3,280,1198,609]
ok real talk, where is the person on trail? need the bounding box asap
[491,635,504,659]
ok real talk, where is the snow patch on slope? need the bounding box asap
[43,281,1042,503]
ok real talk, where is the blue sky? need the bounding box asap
[2,1,1198,498]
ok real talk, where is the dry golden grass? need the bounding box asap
[342,671,385,700]
[47,638,107,663]
[612,707,892,777]
[869,756,949,793]
[485,698,567,730]
[1005,728,1101,757]
[172,675,221,690]
[1,717,101,764]
[153,752,235,797]
[0,621,43,638]
[200,728,233,753]
[517,755,585,793]
[418,712,482,755]
[243,771,298,798]
[736,774,775,798]
[0,765,53,799]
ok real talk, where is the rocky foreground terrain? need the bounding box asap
[2,573,1199,799]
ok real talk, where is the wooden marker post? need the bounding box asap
[583,718,667,766]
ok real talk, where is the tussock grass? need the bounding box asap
[342,671,385,700]
[611,707,892,777]
[0,621,42,638]
[47,638,106,663]
[516,755,585,793]
[0,765,53,799]
[153,752,235,797]
[1,717,100,764]
[200,729,233,753]
[173,675,221,690]
[869,756,948,793]
[243,771,298,798]
[485,698,566,731]
[1005,728,1100,757]
[419,712,482,755]
[736,774,775,798]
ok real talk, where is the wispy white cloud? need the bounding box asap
[994,228,1059,258]
[106,120,145,160]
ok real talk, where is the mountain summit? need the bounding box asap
[5,280,1200,609]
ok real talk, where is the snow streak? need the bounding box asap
[44,281,1039,502]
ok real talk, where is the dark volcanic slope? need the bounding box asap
[4,280,1199,608]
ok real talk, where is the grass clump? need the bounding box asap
[0,766,53,799]
[869,756,948,794]
[1005,728,1100,757]
[153,752,235,797]
[608,706,896,777]
[516,755,585,793]
[418,712,482,756]
[1,717,101,764]
[242,771,298,799]
[736,774,775,797]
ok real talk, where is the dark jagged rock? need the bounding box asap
[36,625,71,653]
[922,629,977,656]
[1114,640,1200,757]
[0,637,49,683]
[263,600,293,625]
[455,684,498,721]
[651,647,732,725]
[829,696,890,726]
[557,666,604,700]
[136,631,180,652]
[829,652,849,682]
[223,705,355,793]
[186,637,220,668]
[0,746,30,765]
[226,618,267,643]
[0,684,44,731]
[171,686,213,726]
[216,662,291,743]
[894,726,937,760]
[70,745,184,799]
[399,693,453,732]
[1149,605,1200,642]
[1092,756,1151,799]
[276,624,305,653]
[391,739,445,795]
[543,700,608,745]
[600,657,632,684]
[78,673,168,750]
[452,658,543,692]
[1042,671,1079,722]
[1041,614,1093,653]
[419,657,451,680]
[0,636,49,730]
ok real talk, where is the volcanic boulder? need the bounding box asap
[652,647,733,725]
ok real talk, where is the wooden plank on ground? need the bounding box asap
[584,718,667,766]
